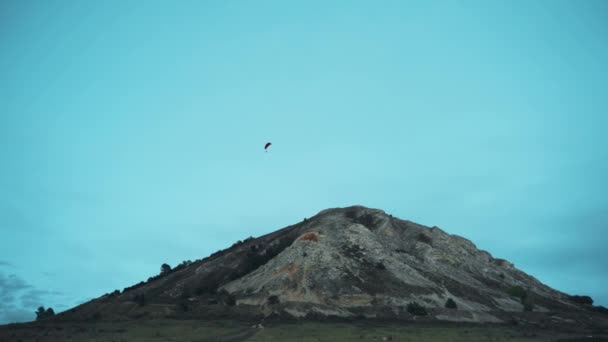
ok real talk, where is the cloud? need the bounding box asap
[20,289,50,309]
[1,295,15,305]
[0,273,35,324]
[0,306,33,324]
[0,273,65,324]
[0,273,31,296]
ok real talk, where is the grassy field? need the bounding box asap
[1,320,606,342]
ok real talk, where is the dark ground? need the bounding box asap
[1,319,607,342]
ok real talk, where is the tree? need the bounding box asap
[35,306,55,321]
[160,263,172,275]
[35,306,46,320]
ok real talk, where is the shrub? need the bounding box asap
[299,232,319,242]
[123,281,146,293]
[217,289,236,306]
[445,298,457,309]
[345,210,376,228]
[506,286,527,301]
[268,295,280,305]
[416,233,433,245]
[195,283,217,295]
[180,288,191,300]
[569,295,593,305]
[522,296,535,312]
[178,299,189,312]
[375,262,386,270]
[133,294,146,306]
[174,260,192,271]
[592,306,608,315]
[506,286,535,311]
[406,302,427,316]
[224,295,236,306]
[265,238,293,259]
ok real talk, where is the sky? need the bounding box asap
[1,0,607,324]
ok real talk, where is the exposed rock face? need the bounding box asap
[216,206,575,322]
[62,206,603,325]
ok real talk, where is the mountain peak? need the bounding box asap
[59,206,604,327]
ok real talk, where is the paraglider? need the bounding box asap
[264,142,272,152]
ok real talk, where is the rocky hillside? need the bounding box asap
[57,206,606,327]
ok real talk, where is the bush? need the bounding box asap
[268,295,280,305]
[506,286,527,301]
[506,286,536,311]
[375,262,386,270]
[133,294,146,306]
[123,281,146,293]
[522,296,535,312]
[445,298,457,309]
[224,295,236,306]
[569,295,593,305]
[406,302,427,316]
[217,289,236,306]
[195,283,217,295]
[178,299,189,312]
[416,233,433,245]
[299,232,319,242]
[180,288,191,300]
[592,306,608,315]
[174,260,192,271]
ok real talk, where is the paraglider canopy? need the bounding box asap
[264,142,272,151]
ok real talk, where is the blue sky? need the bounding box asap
[1,0,607,323]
